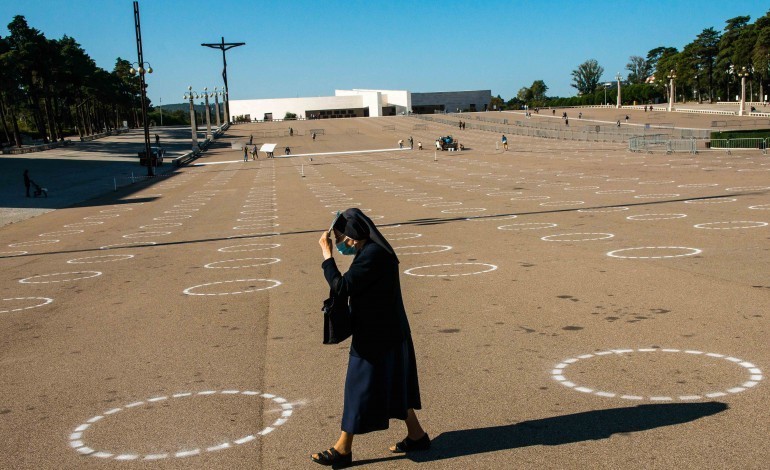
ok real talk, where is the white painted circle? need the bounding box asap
[677,183,718,188]
[596,189,635,194]
[511,195,550,201]
[238,213,278,219]
[141,223,182,229]
[467,215,518,222]
[65,222,103,227]
[578,207,629,213]
[541,233,614,242]
[684,198,736,204]
[386,233,422,241]
[551,348,763,401]
[487,191,521,196]
[0,297,54,313]
[409,196,442,202]
[39,230,83,237]
[204,258,281,269]
[68,255,135,264]
[539,200,585,207]
[123,231,172,239]
[69,389,294,460]
[165,208,198,213]
[564,186,600,191]
[20,271,102,284]
[693,221,767,230]
[726,186,770,192]
[100,242,156,250]
[183,279,281,296]
[440,207,487,214]
[498,223,558,231]
[749,204,770,210]
[233,224,279,230]
[9,239,59,248]
[153,215,192,220]
[85,214,120,220]
[638,180,675,185]
[423,201,462,207]
[634,194,680,199]
[404,263,498,277]
[218,243,281,253]
[394,245,452,255]
[0,250,28,257]
[100,207,133,213]
[627,214,687,221]
[607,247,702,259]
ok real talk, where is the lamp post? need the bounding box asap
[183,86,199,151]
[159,97,163,126]
[131,1,153,177]
[212,87,222,127]
[202,88,213,139]
[604,83,611,106]
[667,69,677,112]
[694,74,699,103]
[737,66,749,116]
[615,72,622,108]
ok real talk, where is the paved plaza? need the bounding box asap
[1,111,768,469]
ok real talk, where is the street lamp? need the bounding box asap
[667,69,677,112]
[202,88,212,139]
[212,87,222,127]
[615,72,622,108]
[183,86,199,151]
[129,50,153,176]
[737,66,749,116]
[694,74,700,103]
[604,83,611,106]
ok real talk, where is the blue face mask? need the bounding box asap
[336,240,357,255]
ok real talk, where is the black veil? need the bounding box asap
[333,208,399,263]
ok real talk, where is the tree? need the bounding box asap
[647,47,678,76]
[695,28,720,101]
[626,56,651,84]
[571,59,604,95]
[516,86,532,102]
[489,94,504,110]
[752,11,770,103]
[530,80,548,101]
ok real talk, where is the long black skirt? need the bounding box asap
[341,336,422,434]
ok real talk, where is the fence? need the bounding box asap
[1,139,72,155]
[630,136,768,155]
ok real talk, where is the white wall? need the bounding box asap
[229,95,365,121]
[334,89,383,117]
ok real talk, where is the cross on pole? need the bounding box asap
[201,37,245,124]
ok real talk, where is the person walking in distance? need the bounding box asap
[243,145,249,162]
[313,209,429,467]
[501,134,508,151]
[23,169,31,197]
[408,136,413,149]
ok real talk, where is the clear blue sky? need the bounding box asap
[2,1,767,106]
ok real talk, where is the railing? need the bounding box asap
[630,136,769,155]
[1,139,72,154]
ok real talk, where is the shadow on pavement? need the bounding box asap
[353,402,727,466]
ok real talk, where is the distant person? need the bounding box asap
[565,118,569,126]
[417,141,422,150]
[552,109,556,115]
[398,139,404,149]
[578,112,582,119]
[249,134,253,145]
[501,134,508,150]
[644,105,648,112]
[625,115,629,122]
[243,145,249,162]
[285,146,291,155]
[155,134,160,146]
[312,132,316,141]
[408,136,413,149]
[616,120,621,127]
[23,169,31,197]
[253,145,258,160]
[435,139,441,150]
[289,127,294,137]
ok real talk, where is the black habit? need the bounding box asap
[322,239,422,434]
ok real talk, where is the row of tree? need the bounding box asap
[0,15,147,147]
[511,10,770,108]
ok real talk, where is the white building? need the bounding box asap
[229,88,490,121]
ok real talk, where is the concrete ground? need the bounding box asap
[0,112,768,469]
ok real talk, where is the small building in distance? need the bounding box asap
[229,89,491,121]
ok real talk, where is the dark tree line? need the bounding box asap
[0,16,147,147]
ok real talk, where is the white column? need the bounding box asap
[738,75,746,116]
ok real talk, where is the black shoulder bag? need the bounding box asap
[322,290,352,344]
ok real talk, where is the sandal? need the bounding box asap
[391,433,431,453]
[311,447,353,467]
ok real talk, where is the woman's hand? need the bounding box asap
[319,231,333,260]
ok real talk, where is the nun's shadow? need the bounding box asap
[350,402,727,466]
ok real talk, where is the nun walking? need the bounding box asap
[313,208,429,467]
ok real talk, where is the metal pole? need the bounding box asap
[214,91,221,127]
[133,1,153,177]
[201,37,245,125]
[204,89,212,139]
[159,97,163,126]
[188,92,198,151]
